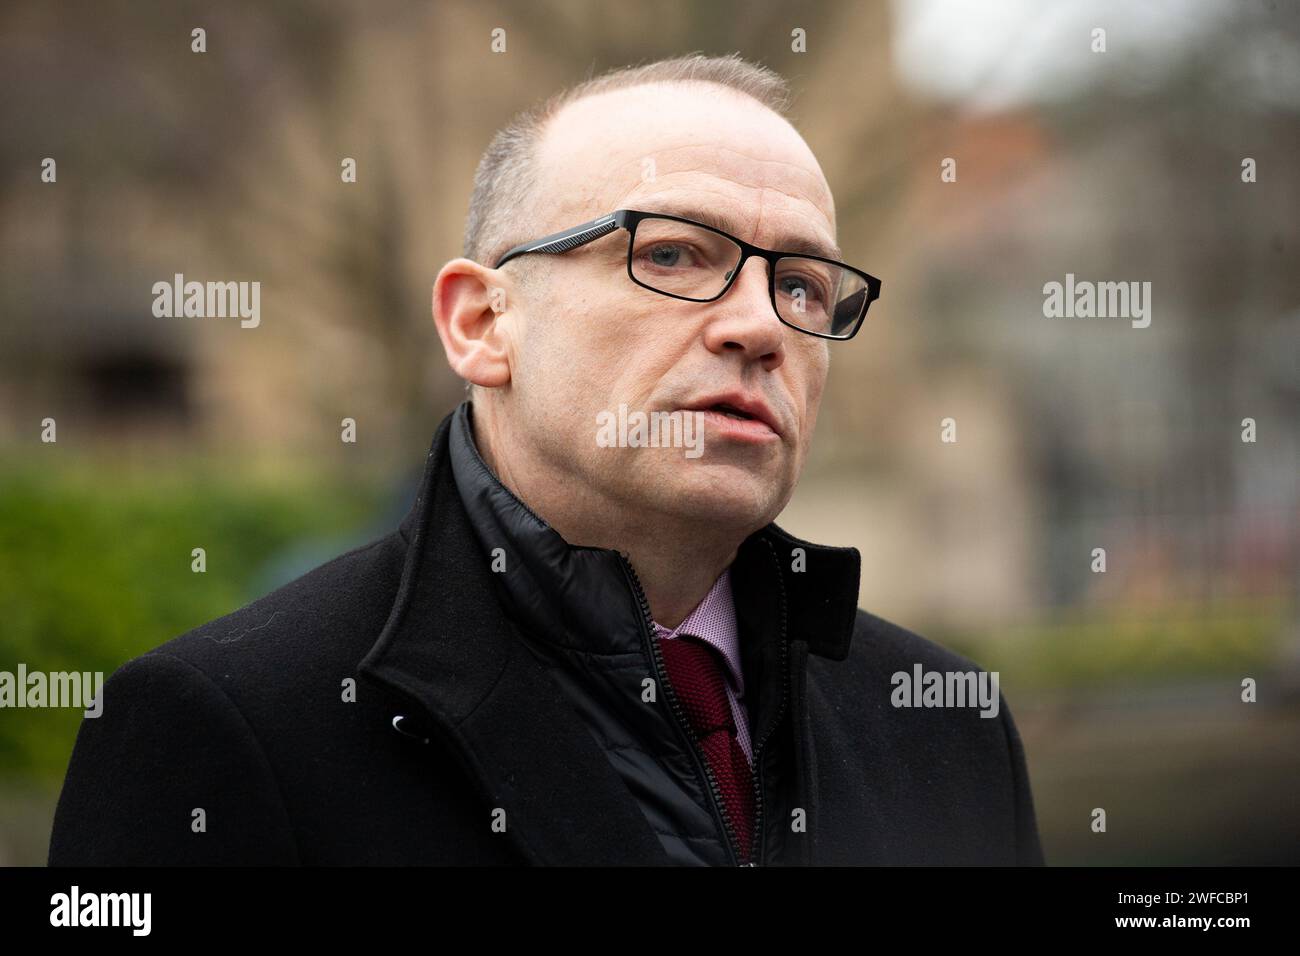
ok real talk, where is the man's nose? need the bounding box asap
[701,256,785,365]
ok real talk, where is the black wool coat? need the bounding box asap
[48,401,1045,866]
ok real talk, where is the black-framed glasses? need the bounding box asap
[493,209,881,340]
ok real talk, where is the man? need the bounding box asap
[49,53,1044,866]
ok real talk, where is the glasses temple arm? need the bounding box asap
[493,212,623,268]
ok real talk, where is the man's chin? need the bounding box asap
[643,477,784,531]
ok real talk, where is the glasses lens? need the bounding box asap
[629,217,743,300]
[774,256,869,337]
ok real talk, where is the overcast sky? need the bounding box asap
[889,0,1296,112]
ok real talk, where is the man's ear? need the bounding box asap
[432,258,514,388]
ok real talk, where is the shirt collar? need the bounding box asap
[651,568,744,696]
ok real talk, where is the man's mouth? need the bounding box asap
[678,391,783,439]
[709,403,755,421]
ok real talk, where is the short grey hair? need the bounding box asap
[462,51,794,268]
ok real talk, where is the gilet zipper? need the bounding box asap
[748,537,791,865]
[619,547,789,867]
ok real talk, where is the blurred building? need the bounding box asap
[1,0,1295,632]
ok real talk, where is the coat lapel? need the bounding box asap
[356,411,671,865]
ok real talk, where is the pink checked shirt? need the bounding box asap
[650,568,753,766]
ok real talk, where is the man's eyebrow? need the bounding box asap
[626,203,844,262]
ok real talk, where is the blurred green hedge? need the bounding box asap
[937,599,1290,694]
[0,459,383,780]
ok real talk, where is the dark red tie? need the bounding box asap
[657,633,755,863]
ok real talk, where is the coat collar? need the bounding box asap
[356,401,861,865]
[444,399,861,662]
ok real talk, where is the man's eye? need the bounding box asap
[780,275,824,300]
[647,243,688,268]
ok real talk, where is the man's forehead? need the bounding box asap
[533,83,836,239]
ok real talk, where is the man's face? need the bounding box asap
[502,82,837,534]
